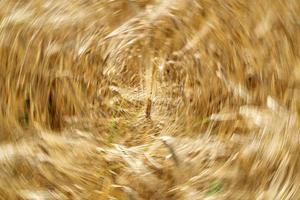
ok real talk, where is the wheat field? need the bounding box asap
[0,0,300,199]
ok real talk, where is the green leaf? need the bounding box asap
[207,180,222,196]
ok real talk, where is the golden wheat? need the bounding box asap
[0,0,299,199]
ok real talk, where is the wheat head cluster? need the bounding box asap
[0,0,300,199]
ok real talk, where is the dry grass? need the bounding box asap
[0,0,300,199]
